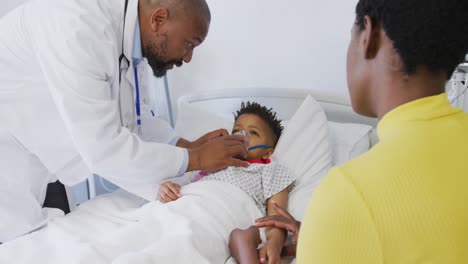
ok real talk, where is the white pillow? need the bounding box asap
[270,95,332,220]
[328,122,373,166]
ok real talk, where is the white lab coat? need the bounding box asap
[0,0,186,242]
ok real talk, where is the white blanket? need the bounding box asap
[0,181,263,264]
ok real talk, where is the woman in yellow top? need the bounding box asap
[256,0,468,263]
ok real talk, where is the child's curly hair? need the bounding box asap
[234,101,284,145]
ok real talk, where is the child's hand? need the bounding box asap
[258,237,283,264]
[157,181,181,203]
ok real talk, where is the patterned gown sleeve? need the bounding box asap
[261,162,296,200]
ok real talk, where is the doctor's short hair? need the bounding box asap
[234,102,284,145]
[355,0,468,78]
[145,0,211,22]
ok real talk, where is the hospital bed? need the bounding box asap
[0,88,378,264]
[176,88,377,264]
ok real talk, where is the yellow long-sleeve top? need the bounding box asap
[297,94,468,263]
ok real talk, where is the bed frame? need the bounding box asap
[177,88,378,127]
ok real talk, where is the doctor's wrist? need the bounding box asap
[187,148,201,172]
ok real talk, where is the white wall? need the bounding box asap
[167,0,359,116]
[0,0,29,17]
[1,0,359,120]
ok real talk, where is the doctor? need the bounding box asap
[0,0,249,242]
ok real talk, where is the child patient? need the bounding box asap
[158,101,295,264]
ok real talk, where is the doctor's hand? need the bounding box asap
[190,129,230,149]
[187,134,249,172]
[177,129,229,149]
[157,181,181,203]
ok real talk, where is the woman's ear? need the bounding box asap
[262,148,274,160]
[361,15,380,60]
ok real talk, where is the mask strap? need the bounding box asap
[248,144,271,151]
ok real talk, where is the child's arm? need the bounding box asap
[258,188,289,264]
[266,188,289,235]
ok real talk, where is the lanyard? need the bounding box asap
[133,65,141,126]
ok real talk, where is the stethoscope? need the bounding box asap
[119,0,142,130]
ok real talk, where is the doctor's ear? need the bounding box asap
[150,8,169,31]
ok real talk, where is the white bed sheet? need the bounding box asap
[1,182,292,263]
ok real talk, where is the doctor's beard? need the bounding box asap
[143,41,182,78]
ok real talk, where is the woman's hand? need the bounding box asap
[256,202,301,256]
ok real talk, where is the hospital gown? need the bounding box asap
[199,162,295,215]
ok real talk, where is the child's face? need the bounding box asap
[232,114,275,160]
